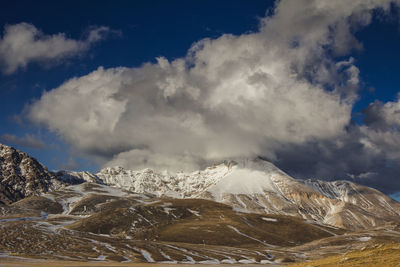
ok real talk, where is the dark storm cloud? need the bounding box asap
[272,125,400,194]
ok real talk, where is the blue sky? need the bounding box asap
[0,0,273,171]
[1,1,400,200]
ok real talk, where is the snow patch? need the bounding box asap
[140,249,155,262]
[187,208,201,217]
[359,236,371,242]
[261,217,277,222]
[95,255,106,261]
[227,225,273,247]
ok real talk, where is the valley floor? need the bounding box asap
[3,243,400,267]
[0,258,267,267]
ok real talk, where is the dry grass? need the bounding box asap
[288,243,400,267]
[66,198,339,247]
[6,189,400,265]
[11,196,64,214]
[156,199,338,247]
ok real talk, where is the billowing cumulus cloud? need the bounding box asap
[27,0,400,193]
[0,23,110,74]
[274,92,400,193]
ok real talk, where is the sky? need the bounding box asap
[1,1,400,199]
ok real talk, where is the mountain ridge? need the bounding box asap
[1,143,400,231]
[1,143,400,264]
[61,153,400,230]
[0,143,61,204]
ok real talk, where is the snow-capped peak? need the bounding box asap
[94,157,295,199]
[0,143,14,158]
[232,157,288,174]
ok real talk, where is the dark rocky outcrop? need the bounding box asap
[0,144,59,204]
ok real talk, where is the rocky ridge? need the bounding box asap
[0,144,62,204]
[1,143,400,230]
[0,144,97,205]
[91,158,400,230]
[1,143,400,264]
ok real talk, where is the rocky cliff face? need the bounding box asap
[0,144,61,204]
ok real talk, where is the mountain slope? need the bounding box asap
[1,143,399,230]
[91,158,400,230]
[0,182,350,264]
[0,144,62,204]
[0,144,106,205]
[2,144,400,264]
[1,181,399,264]
[66,197,342,247]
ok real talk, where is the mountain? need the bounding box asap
[1,176,399,264]
[1,143,400,230]
[301,179,400,229]
[0,181,349,264]
[0,143,109,205]
[0,144,62,204]
[89,158,400,230]
[1,143,400,264]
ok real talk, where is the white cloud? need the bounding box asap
[28,67,128,154]
[0,23,110,74]
[27,0,398,174]
[360,96,400,161]
[363,94,400,130]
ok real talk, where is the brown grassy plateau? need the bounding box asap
[1,183,400,265]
